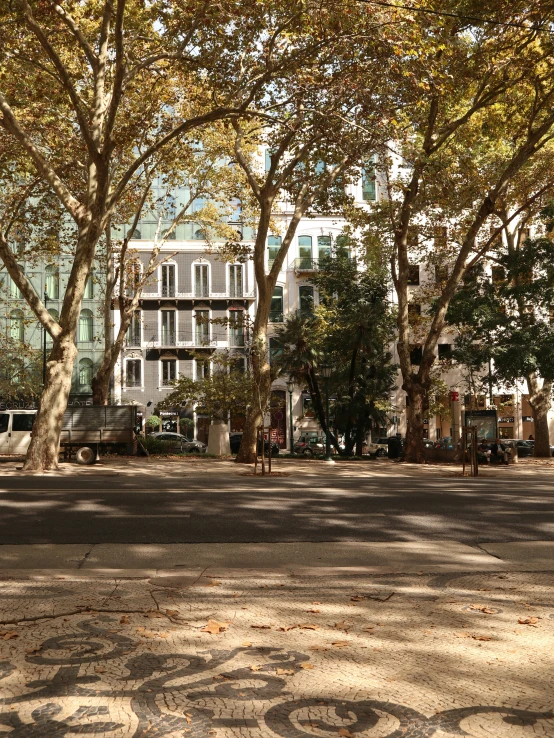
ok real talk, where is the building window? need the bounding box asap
[270,286,284,323]
[161,263,176,297]
[9,309,24,341]
[78,309,93,342]
[409,345,423,365]
[434,226,447,249]
[362,157,376,201]
[230,355,246,374]
[84,275,93,299]
[45,264,60,299]
[407,264,420,285]
[126,311,141,347]
[78,358,93,387]
[129,228,141,240]
[125,359,142,388]
[408,303,421,324]
[265,149,272,172]
[268,236,281,269]
[195,357,210,379]
[298,236,312,269]
[269,337,283,365]
[435,264,449,284]
[161,359,177,386]
[195,309,210,344]
[229,265,243,297]
[438,343,452,360]
[317,236,331,261]
[299,285,314,315]
[9,275,22,299]
[161,310,176,345]
[194,264,209,297]
[229,310,245,347]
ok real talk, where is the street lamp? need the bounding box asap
[286,379,294,455]
[320,363,333,462]
[42,290,49,385]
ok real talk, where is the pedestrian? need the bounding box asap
[528,434,534,440]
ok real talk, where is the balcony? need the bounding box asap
[140,287,256,300]
[124,333,142,348]
[146,331,242,350]
[289,258,320,272]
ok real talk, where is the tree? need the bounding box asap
[0,0,340,470]
[447,212,554,456]
[92,128,243,405]
[273,245,396,455]
[227,5,400,462]
[0,336,42,402]
[351,2,554,461]
[160,351,253,455]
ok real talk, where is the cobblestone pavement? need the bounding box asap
[0,570,553,737]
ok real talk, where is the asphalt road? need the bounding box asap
[0,467,553,545]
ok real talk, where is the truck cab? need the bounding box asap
[0,410,36,455]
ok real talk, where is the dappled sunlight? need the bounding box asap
[0,571,552,737]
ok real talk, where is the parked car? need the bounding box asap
[293,434,325,456]
[502,439,533,458]
[517,439,554,457]
[150,432,206,454]
[230,432,280,457]
[367,437,389,457]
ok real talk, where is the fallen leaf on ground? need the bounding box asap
[362,626,375,632]
[251,624,271,630]
[201,620,229,634]
[338,729,354,737]
[299,663,314,670]
[146,611,164,619]
[207,580,222,587]
[454,632,492,641]
[0,632,18,640]
[469,605,496,614]
[308,646,329,652]
[312,601,321,605]
[277,625,297,631]
[518,617,540,626]
[306,609,320,614]
[331,641,350,648]
[298,624,319,630]
[276,668,294,675]
[242,641,252,647]
[165,609,180,618]
[350,596,365,602]
[333,621,352,631]
[94,667,105,673]
[25,647,41,654]
[120,616,130,624]
[249,664,262,672]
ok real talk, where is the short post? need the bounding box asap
[267,425,272,474]
[320,364,333,462]
[42,290,49,385]
[287,379,294,455]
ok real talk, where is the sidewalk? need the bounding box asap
[1,539,553,738]
[1,566,553,737]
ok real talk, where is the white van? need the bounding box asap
[0,410,37,455]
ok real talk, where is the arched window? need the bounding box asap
[193,228,205,241]
[9,309,24,341]
[270,286,284,323]
[129,228,141,240]
[78,358,93,387]
[78,309,93,342]
[45,264,60,299]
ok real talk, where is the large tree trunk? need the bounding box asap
[236,321,272,463]
[404,381,429,463]
[528,377,552,457]
[91,367,111,406]
[23,336,78,471]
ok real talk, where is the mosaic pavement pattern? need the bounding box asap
[0,570,553,737]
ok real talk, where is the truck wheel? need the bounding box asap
[75,446,96,465]
[303,447,313,457]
